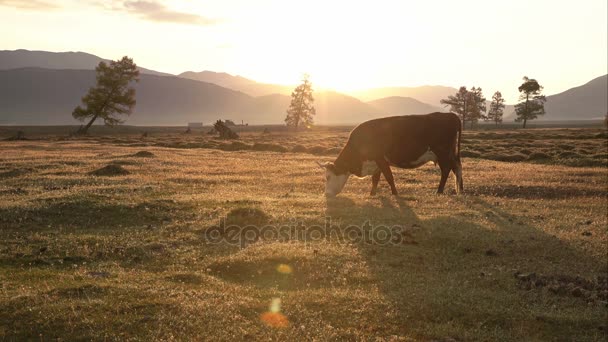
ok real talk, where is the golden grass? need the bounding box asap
[0,128,606,341]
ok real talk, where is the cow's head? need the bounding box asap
[317,162,350,197]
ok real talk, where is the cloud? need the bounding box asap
[0,0,59,10]
[121,1,219,26]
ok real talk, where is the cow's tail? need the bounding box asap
[455,120,462,161]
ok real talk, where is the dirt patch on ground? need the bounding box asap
[515,272,608,303]
[89,164,130,176]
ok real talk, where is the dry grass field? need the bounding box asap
[0,127,606,341]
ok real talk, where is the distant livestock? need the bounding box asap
[318,112,463,197]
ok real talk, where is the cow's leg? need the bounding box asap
[452,159,464,194]
[370,169,381,196]
[437,161,451,194]
[376,159,398,195]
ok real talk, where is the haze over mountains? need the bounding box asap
[0,50,605,125]
[178,70,293,97]
[543,75,607,120]
[0,50,170,77]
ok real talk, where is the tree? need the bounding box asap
[72,56,139,135]
[214,120,239,139]
[487,91,506,125]
[514,76,546,128]
[285,74,315,129]
[440,86,486,129]
[465,87,486,128]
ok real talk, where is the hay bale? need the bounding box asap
[89,164,130,176]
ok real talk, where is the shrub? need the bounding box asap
[214,120,239,139]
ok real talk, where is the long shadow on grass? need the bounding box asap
[0,196,188,270]
[325,195,607,341]
[0,196,184,232]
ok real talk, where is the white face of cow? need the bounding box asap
[318,162,350,197]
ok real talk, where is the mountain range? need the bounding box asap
[0,50,605,125]
[543,74,607,120]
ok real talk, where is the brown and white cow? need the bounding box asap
[318,112,463,197]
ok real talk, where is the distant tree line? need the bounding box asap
[69,58,548,132]
[440,76,545,129]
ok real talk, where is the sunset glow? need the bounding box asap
[0,0,606,102]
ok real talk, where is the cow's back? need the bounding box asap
[347,112,461,163]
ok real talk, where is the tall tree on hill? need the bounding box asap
[72,56,139,135]
[514,76,546,128]
[440,86,486,129]
[487,91,506,125]
[285,74,315,129]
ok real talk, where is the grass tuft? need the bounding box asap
[89,164,130,176]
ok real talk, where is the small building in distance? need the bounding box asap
[188,122,203,128]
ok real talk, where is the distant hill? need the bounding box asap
[541,74,607,120]
[0,68,385,125]
[367,96,443,115]
[349,85,459,107]
[0,68,251,125]
[1,50,604,124]
[0,50,171,77]
[179,70,292,97]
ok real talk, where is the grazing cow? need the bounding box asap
[318,112,463,197]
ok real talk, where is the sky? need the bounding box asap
[0,0,606,103]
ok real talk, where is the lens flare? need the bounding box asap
[260,298,289,328]
[270,298,281,313]
[276,264,293,274]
